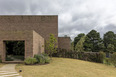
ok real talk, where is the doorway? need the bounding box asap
[4,41,25,61]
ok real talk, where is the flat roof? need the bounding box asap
[0,15,58,16]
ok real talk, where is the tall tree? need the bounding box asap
[71,41,74,51]
[103,31,116,52]
[74,33,85,50]
[75,35,86,52]
[83,30,102,52]
[107,44,114,53]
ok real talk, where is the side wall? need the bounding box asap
[33,31,44,56]
[0,30,33,62]
[58,37,71,50]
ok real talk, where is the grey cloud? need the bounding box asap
[0,0,116,40]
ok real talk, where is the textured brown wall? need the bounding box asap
[33,31,44,56]
[0,30,34,62]
[58,37,71,50]
[0,15,58,41]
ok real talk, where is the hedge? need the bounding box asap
[52,49,106,63]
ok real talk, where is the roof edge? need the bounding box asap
[0,15,58,16]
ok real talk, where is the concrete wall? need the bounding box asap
[58,37,71,50]
[0,30,34,62]
[33,31,44,56]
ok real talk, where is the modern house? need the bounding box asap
[0,15,71,62]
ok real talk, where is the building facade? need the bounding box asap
[0,15,71,62]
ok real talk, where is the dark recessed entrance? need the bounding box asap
[4,41,25,61]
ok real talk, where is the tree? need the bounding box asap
[74,33,85,50]
[45,34,57,57]
[98,43,105,51]
[71,41,74,51]
[64,35,68,37]
[107,44,114,53]
[75,35,86,52]
[83,30,102,52]
[103,31,116,52]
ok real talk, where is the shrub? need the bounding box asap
[99,51,106,63]
[42,53,49,57]
[24,57,37,65]
[44,56,50,63]
[34,54,48,64]
[111,52,116,67]
[34,54,42,63]
[103,58,111,65]
[53,49,107,63]
[42,53,51,63]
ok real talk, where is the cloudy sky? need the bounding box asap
[0,0,116,40]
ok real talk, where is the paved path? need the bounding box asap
[0,64,22,77]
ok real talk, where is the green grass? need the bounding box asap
[16,57,116,77]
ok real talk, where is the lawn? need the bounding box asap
[0,63,4,68]
[16,58,116,77]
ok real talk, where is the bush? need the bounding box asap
[24,57,37,65]
[111,52,116,67]
[44,56,50,63]
[42,53,51,63]
[34,54,50,64]
[34,54,45,64]
[103,58,111,65]
[42,53,49,57]
[99,51,106,63]
[53,49,107,63]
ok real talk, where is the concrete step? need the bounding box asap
[0,74,20,77]
[0,72,18,75]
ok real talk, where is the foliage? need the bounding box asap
[24,57,37,65]
[78,52,106,63]
[71,41,74,51]
[107,44,114,53]
[52,48,78,58]
[34,54,50,64]
[53,49,106,63]
[45,34,57,57]
[99,51,106,63]
[74,33,85,50]
[103,58,111,65]
[42,53,51,63]
[6,41,24,55]
[103,31,116,52]
[75,36,86,52]
[111,52,116,67]
[83,30,103,52]
[64,35,68,37]
[44,56,50,63]
[34,54,45,64]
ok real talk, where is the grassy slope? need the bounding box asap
[16,58,116,77]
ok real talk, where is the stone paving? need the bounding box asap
[0,64,22,77]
